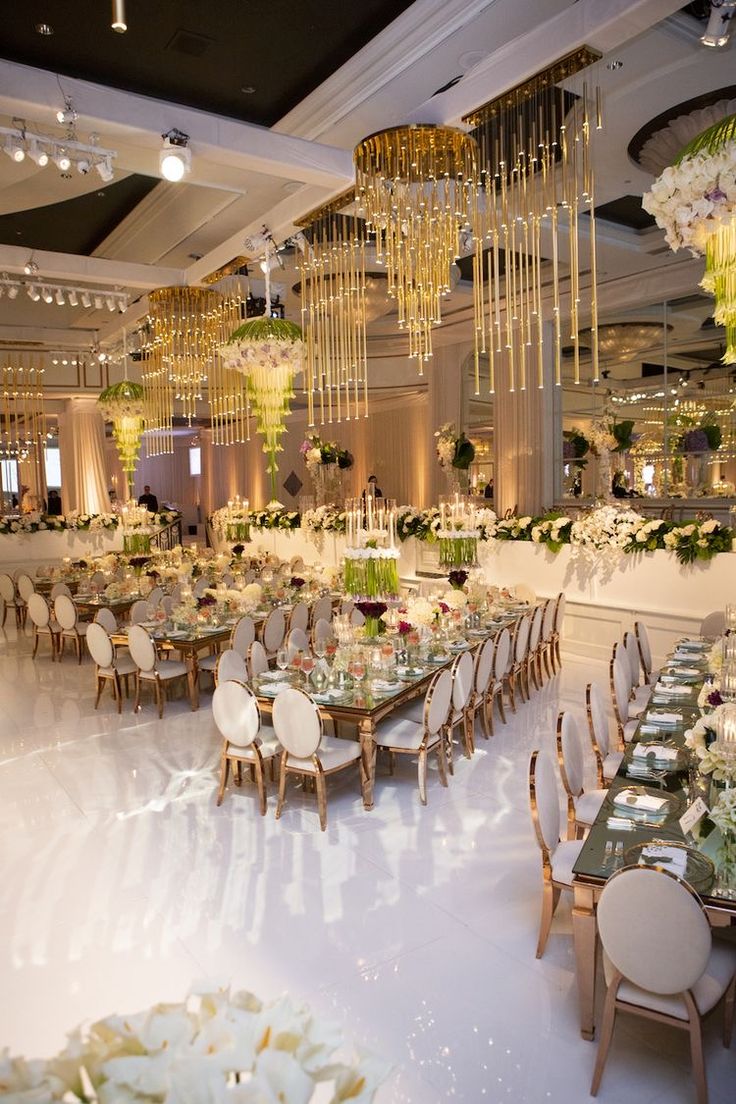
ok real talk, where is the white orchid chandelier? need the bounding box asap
[98,379,145,497]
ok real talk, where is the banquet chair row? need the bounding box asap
[0,572,25,628]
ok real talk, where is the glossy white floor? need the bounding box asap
[1,621,734,1104]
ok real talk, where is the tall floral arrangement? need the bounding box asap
[98,380,145,497]
[643,111,736,363]
[434,422,475,472]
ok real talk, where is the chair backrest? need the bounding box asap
[474,637,495,695]
[513,614,531,664]
[262,608,286,654]
[27,592,51,629]
[147,585,164,607]
[623,631,640,688]
[541,597,556,642]
[160,595,174,616]
[16,573,35,601]
[425,668,453,735]
[128,624,157,673]
[340,598,354,617]
[94,607,118,633]
[289,601,309,634]
[700,610,726,639]
[610,651,631,731]
[248,639,269,678]
[193,577,210,597]
[290,555,305,573]
[215,648,248,686]
[311,595,333,626]
[272,687,323,758]
[170,583,183,604]
[556,710,585,799]
[514,583,536,604]
[586,681,612,759]
[635,620,653,679]
[130,599,153,624]
[597,867,711,996]
[222,572,234,587]
[50,581,72,600]
[242,568,256,583]
[0,572,15,603]
[54,593,78,631]
[528,604,543,651]
[86,621,114,669]
[529,750,561,856]
[312,617,333,649]
[553,592,566,632]
[231,615,256,658]
[287,626,309,658]
[91,571,106,587]
[493,628,511,681]
[350,606,365,627]
[212,679,261,748]
[451,650,474,712]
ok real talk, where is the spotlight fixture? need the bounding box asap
[7,284,18,300]
[95,157,114,182]
[67,289,78,306]
[160,129,191,182]
[56,98,77,126]
[94,295,104,310]
[81,291,92,308]
[41,288,53,304]
[54,148,71,172]
[24,257,38,276]
[111,0,127,32]
[76,158,91,175]
[105,295,116,311]
[55,288,65,305]
[701,0,736,46]
[27,285,40,301]
[4,137,25,162]
[28,141,49,167]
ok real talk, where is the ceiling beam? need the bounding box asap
[0,61,354,194]
[0,243,183,289]
[409,0,685,126]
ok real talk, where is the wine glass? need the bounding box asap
[349,656,366,683]
[314,636,327,661]
[276,647,288,673]
[301,652,315,681]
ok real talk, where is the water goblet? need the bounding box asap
[276,647,289,673]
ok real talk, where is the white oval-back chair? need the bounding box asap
[212,680,279,812]
[556,710,608,838]
[128,624,194,718]
[86,621,136,713]
[375,667,452,804]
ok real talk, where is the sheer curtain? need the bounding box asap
[59,398,110,515]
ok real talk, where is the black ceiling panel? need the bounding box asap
[593,195,656,232]
[0,174,158,254]
[0,0,415,127]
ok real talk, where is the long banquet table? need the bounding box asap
[571,640,736,1040]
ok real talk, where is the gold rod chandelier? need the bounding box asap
[297,209,370,427]
[0,356,46,478]
[142,284,244,455]
[463,45,602,394]
[354,124,479,364]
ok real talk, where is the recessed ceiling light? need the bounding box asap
[240,85,256,94]
[35,23,54,35]
[282,181,302,193]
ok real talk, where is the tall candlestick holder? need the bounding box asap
[121,502,152,555]
[437,494,480,568]
[343,496,400,599]
[223,495,251,543]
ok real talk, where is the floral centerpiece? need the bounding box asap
[355,599,388,638]
[663,518,731,564]
[0,986,389,1102]
[437,496,480,567]
[303,505,347,534]
[211,498,251,544]
[301,433,353,506]
[530,513,573,553]
[120,503,154,555]
[434,422,475,492]
[448,569,468,590]
[396,505,441,542]
[562,428,590,465]
[343,545,400,598]
[249,506,301,531]
[643,111,736,363]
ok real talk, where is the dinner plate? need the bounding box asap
[624,841,715,894]
[611,786,682,819]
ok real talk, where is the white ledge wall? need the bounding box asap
[0,528,124,574]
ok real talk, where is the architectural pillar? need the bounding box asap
[58,397,110,515]
[493,323,559,516]
[427,340,473,504]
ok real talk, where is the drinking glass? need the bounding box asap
[301,653,315,680]
[314,637,327,661]
[276,647,288,672]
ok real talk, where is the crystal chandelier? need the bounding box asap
[142,285,243,454]
[354,124,479,364]
[463,46,602,394]
[0,356,45,463]
[297,194,370,425]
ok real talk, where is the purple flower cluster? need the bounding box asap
[398,620,413,635]
[707,689,724,708]
[562,440,576,460]
[290,576,306,590]
[681,428,709,453]
[197,594,216,609]
[355,600,387,620]
[448,569,468,589]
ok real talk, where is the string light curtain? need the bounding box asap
[297,196,370,426]
[141,285,243,455]
[354,124,479,364]
[462,46,602,395]
[1,357,46,480]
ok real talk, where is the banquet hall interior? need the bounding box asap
[2,1,736,1100]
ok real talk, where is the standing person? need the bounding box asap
[364,474,383,499]
[138,485,159,513]
[47,489,63,515]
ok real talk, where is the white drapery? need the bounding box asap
[59,398,110,515]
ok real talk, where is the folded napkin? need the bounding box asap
[258,682,290,696]
[645,711,682,726]
[633,743,678,762]
[664,666,700,677]
[678,639,708,650]
[654,682,691,696]
[371,679,400,692]
[614,788,668,813]
[638,844,687,877]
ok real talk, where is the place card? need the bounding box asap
[645,710,682,727]
[679,796,709,837]
[632,743,678,762]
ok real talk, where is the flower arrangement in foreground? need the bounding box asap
[0,986,389,1102]
[642,111,736,362]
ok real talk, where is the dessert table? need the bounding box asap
[571,643,736,1040]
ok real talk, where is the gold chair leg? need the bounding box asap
[683,991,708,1104]
[133,673,141,713]
[480,697,491,739]
[314,766,328,830]
[253,755,267,816]
[216,751,230,806]
[436,737,448,787]
[114,673,122,713]
[418,748,428,805]
[536,879,557,959]
[32,629,39,659]
[724,976,735,1047]
[275,752,287,819]
[497,686,507,725]
[590,975,621,1095]
[94,675,103,709]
